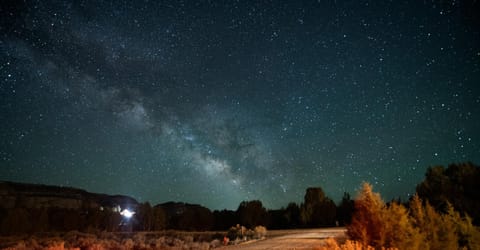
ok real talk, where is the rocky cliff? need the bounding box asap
[0,181,138,210]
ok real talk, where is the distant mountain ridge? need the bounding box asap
[0,180,138,210]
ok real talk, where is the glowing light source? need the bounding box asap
[120,208,135,219]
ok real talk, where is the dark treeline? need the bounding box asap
[1,162,479,235]
[0,187,352,235]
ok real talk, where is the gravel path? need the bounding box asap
[219,228,346,250]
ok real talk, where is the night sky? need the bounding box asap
[1,1,479,210]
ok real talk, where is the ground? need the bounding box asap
[222,228,347,250]
[0,228,347,249]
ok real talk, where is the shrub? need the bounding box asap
[227,224,246,241]
[317,238,384,250]
[254,226,267,239]
[210,239,221,248]
[226,224,267,243]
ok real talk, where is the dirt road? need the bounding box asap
[219,228,347,250]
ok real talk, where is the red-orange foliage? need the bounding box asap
[347,183,480,250]
[347,182,384,247]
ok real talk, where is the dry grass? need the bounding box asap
[0,231,224,250]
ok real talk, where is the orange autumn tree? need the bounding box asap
[347,182,480,249]
[347,182,385,247]
[347,182,419,249]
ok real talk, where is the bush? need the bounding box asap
[254,226,267,239]
[226,224,267,243]
[210,239,221,248]
[227,224,246,241]
[317,238,386,250]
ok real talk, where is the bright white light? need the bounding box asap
[120,209,135,219]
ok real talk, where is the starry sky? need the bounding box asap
[1,0,479,210]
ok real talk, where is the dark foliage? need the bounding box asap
[159,202,214,231]
[336,192,354,226]
[416,162,480,225]
[301,187,337,227]
[236,200,268,228]
[284,202,302,228]
[213,209,237,230]
[268,209,288,229]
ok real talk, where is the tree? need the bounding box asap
[301,187,337,227]
[177,205,214,231]
[417,162,480,225]
[267,209,287,229]
[152,206,166,231]
[213,209,237,230]
[408,195,430,249]
[85,208,105,232]
[416,165,452,211]
[106,210,122,231]
[347,182,384,247]
[428,202,458,250]
[444,202,480,249]
[237,200,268,228]
[337,192,354,226]
[350,184,443,249]
[382,202,419,249]
[409,194,463,250]
[314,198,337,226]
[284,202,301,228]
[136,202,154,231]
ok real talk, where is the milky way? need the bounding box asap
[1,1,479,210]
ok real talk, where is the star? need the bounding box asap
[0,0,479,210]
